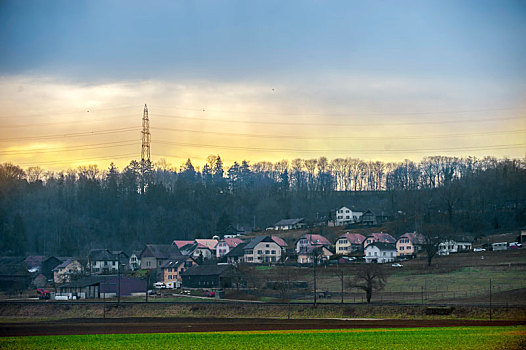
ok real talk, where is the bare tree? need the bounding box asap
[421,223,450,267]
[349,264,387,304]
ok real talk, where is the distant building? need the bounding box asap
[335,233,365,255]
[295,234,331,254]
[365,243,396,263]
[297,246,333,264]
[181,264,238,289]
[361,210,377,226]
[53,259,83,284]
[160,257,197,288]
[243,236,282,263]
[272,218,306,231]
[216,238,245,258]
[363,232,396,248]
[396,232,424,257]
[140,244,182,270]
[334,207,363,226]
[438,238,473,255]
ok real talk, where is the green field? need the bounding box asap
[1,326,524,350]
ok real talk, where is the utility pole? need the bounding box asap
[489,279,492,321]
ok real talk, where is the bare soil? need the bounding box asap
[1,317,524,337]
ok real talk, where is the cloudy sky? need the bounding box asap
[1,0,525,170]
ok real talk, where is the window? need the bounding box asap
[271,250,276,254]
[265,250,270,254]
[346,210,350,213]
[258,250,263,254]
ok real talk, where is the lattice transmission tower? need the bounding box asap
[141,104,151,163]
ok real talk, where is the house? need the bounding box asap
[297,246,333,264]
[216,238,244,258]
[295,234,331,254]
[361,210,377,226]
[129,250,142,271]
[140,244,182,270]
[438,238,473,255]
[225,242,247,264]
[363,232,396,248]
[88,249,117,274]
[0,257,32,293]
[181,264,238,289]
[53,259,83,284]
[193,239,218,261]
[365,242,397,263]
[243,236,282,263]
[335,233,365,255]
[172,240,195,249]
[334,207,363,226]
[396,232,424,257]
[160,256,197,288]
[272,218,306,231]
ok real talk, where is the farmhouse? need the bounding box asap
[140,244,182,270]
[243,236,282,263]
[53,259,83,284]
[181,264,238,288]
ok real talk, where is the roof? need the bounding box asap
[89,249,115,261]
[59,276,105,288]
[298,246,334,256]
[271,236,288,247]
[225,242,247,258]
[338,233,366,245]
[365,232,396,244]
[366,242,397,251]
[53,258,79,271]
[24,256,45,268]
[274,218,304,226]
[398,232,425,244]
[179,243,198,256]
[159,257,193,269]
[195,239,218,250]
[180,264,233,277]
[298,234,331,246]
[222,238,244,248]
[244,236,276,249]
[172,240,195,248]
[141,244,182,260]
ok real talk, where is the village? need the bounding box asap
[3,206,524,304]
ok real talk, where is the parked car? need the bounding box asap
[204,290,215,297]
[473,248,486,252]
[154,282,166,289]
[509,242,522,249]
[391,263,403,268]
[36,288,51,300]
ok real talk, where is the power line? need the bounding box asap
[0,140,137,155]
[153,139,526,153]
[153,105,526,117]
[150,126,526,141]
[13,153,138,167]
[155,113,524,127]
[0,127,140,142]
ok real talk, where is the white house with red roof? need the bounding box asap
[335,233,366,255]
[295,234,331,254]
[363,232,396,248]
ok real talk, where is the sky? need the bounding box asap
[1,0,525,171]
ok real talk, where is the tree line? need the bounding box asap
[1,154,525,256]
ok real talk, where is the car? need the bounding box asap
[473,248,486,252]
[154,282,166,289]
[204,291,215,297]
[391,263,403,268]
[509,242,522,249]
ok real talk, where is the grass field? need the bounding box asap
[1,326,524,349]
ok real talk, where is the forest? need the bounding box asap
[1,155,525,256]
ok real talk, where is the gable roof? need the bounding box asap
[271,236,288,247]
[338,233,366,245]
[180,264,232,277]
[365,232,396,244]
[398,232,425,244]
[53,258,79,271]
[195,239,218,250]
[89,249,115,261]
[141,244,182,260]
[222,237,244,248]
[225,242,247,258]
[244,236,277,249]
[172,240,195,248]
[366,242,397,251]
[298,234,331,246]
[24,256,45,268]
[274,218,304,226]
[159,256,194,269]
